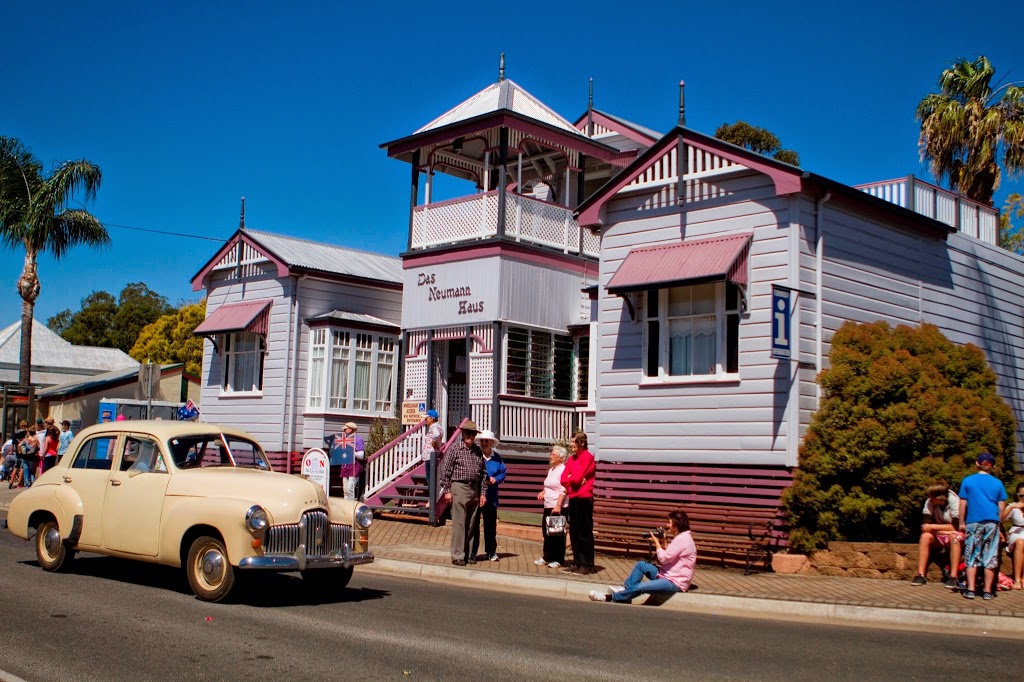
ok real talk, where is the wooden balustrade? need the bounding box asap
[363,420,427,498]
[498,396,577,444]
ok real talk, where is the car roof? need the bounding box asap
[74,420,256,442]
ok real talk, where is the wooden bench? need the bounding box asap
[593,498,784,574]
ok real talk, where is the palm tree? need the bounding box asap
[916,56,1024,204]
[0,136,110,385]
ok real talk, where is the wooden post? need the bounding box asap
[408,150,420,251]
[496,127,509,238]
[425,329,435,412]
[491,321,501,440]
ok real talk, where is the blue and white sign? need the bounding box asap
[771,285,791,360]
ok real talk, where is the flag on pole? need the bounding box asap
[178,400,200,421]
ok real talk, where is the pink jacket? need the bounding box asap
[559,449,596,499]
[657,530,697,591]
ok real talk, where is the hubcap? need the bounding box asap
[200,547,225,585]
[44,526,61,557]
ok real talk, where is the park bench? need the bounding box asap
[593,498,784,574]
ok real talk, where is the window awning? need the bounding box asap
[193,299,272,337]
[606,233,751,294]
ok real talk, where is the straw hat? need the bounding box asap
[474,429,499,446]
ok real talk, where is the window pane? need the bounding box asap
[692,314,717,374]
[692,283,716,314]
[375,337,396,413]
[646,321,660,377]
[530,332,553,399]
[668,318,691,375]
[553,335,573,401]
[575,335,590,401]
[353,333,372,411]
[329,333,349,410]
[506,327,528,395]
[309,334,325,408]
[727,313,739,373]
[667,287,690,317]
[646,289,658,318]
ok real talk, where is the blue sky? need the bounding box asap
[3,1,1022,326]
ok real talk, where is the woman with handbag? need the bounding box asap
[535,445,569,568]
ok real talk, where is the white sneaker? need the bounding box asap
[534,558,548,566]
[547,561,561,568]
[489,554,499,562]
[588,590,609,602]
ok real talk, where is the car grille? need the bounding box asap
[264,510,353,557]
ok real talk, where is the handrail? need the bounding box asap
[365,419,426,465]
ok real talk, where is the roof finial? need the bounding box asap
[239,196,246,230]
[678,80,686,127]
[587,77,594,137]
[498,52,505,82]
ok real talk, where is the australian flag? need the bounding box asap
[326,432,355,466]
[177,400,200,421]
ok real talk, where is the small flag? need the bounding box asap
[326,432,354,466]
[178,400,200,421]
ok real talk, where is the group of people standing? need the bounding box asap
[1,417,74,488]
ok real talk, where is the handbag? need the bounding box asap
[544,513,566,535]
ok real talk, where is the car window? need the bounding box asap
[119,436,165,474]
[167,434,270,470]
[70,436,118,470]
[226,437,271,470]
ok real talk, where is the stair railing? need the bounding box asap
[363,419,427,499]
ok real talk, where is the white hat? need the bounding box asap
[474,429,499,445]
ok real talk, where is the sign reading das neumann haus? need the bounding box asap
[771,284,791,360]
[401,258,500,328]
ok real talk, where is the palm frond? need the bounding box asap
[34,160,102,216]
[43,209,111,260]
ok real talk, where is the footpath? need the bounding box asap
[2,485,1022,638]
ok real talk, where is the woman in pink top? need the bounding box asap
[534,445,569,568]
[560,432,597,575]
[589,509,697,603]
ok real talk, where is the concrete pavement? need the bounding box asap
[3,485,1022,638]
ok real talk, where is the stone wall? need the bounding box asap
[796,541,1012,580]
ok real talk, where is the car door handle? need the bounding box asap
[63,476,72,483]
[110,480,122,486]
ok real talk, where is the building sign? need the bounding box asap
[301,448,330,496]
[402,400,426,425]
[401,258,500,328]
[771,285,791,360]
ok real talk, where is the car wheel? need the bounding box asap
[186,535,235,602]
[301,566,354,597]
[36,519,74,572]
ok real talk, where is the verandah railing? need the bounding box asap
[363,419,427,499]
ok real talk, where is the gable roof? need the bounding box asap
[191,228,403,292]
[416,79,587,138]
[0,319,138,376]
[37,363,184,399]
[573,109,663,150]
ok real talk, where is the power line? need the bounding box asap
[101,221,225,242]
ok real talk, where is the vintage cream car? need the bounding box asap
[6,421,373,602]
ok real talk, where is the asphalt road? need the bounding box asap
[0,514,1015,682]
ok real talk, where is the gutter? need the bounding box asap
[286,274,307,472]
[815,192,832,403]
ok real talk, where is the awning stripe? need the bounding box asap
[606,233,751,294]
[193,299,272,336]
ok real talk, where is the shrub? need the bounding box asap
[366,417,402,458]
[781,321,1016,553]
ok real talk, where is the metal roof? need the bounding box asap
[0,319,139,375]
[194,299,272,336]
[606,233,752,294]
[591,109,663,142]
[244,229,403,284]
[37,363,183,398]
[306,310,400,330]
[415,79,587,138]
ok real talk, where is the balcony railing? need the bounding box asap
[855,175,998,245]
[498,395,579,444]
[411,191,599,257]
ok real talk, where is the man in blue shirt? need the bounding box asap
[57,420,74,462]
[958,451,1007,600]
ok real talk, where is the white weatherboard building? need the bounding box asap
[191,73,1019,530]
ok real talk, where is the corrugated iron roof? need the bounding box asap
[37,363,183,398]
[245,229,402,284]
[306,310,400,330]
[592,109,663,142]
[415,79,587,138]
[194,299,272,336]
[0,319,139,374]
[606,233,752,293]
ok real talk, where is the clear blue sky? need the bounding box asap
[4,1,1022,326]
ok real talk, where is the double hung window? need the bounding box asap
[307,328,397,416]
[643,282,741,380]
[221,332,265,393]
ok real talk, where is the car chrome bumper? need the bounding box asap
[237,543,374,571]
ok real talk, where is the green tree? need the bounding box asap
[781,321,1016,553]
[714,121,800,165]
[62,290,117,347]
[111,282,173,352]
[130,300,206,376]
[916,56,1024,204]
[0,136,109,384]
[46,309,74,336]
[999,192,1024,254]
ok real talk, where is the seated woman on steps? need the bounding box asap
[589,508,696,604]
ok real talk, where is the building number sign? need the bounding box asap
[771,285,791,360]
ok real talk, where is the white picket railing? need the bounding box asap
[363,424,426,499]
[499,396,577,444]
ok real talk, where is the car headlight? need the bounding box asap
[246,505,269,532]
[355,505,374,529]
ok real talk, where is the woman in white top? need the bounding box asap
[1002,482,1024,589]
[535,445,569,568]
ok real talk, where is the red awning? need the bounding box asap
[193,299,272,336]
[606,233,751,294]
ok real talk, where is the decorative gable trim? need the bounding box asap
[191,230,291,292]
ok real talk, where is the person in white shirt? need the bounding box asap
[422,409,443,490]
[534,445,569,568]
[910,481,963,588]
[1002,482,1024,590]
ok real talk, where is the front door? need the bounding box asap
[102,434,170,556]
[64,434,120,548]
[447,340,468,432]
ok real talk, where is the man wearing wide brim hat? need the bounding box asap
[438,420,489,565]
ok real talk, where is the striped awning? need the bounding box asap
[193,299,272,337]
[606,233,751,294]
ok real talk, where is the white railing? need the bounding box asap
[855,175,998,245]
[410,191,591,255]
[363,426,426,499]
[499,396,577,444]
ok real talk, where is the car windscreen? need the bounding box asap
[167,434,271,470]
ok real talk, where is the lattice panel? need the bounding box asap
[404,356,427,401]
[469,354,493,401]
[422,195,495,245]
[472,325,492,353]
[582,227,601,257]
[447,383,467,428]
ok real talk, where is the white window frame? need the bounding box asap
[305,327,398,417]
[502,325,575,401]
[219,331,266,395]
[641,281,741,385]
